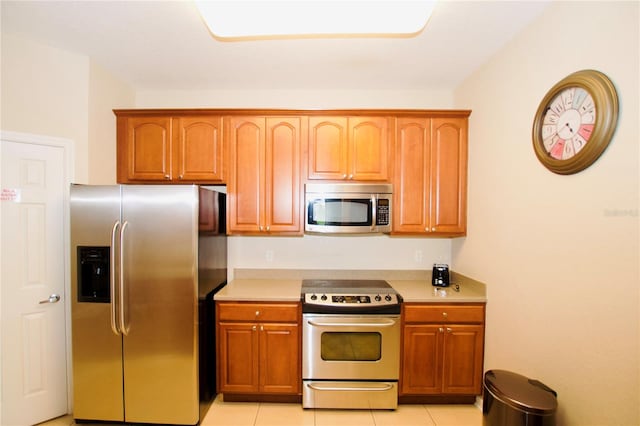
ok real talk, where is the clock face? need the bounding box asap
[541,87,596,160]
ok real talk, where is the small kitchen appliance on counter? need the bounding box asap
[432,264,450,287]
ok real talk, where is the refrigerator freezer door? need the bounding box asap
[70,185,124,421]
[121,185,200,424]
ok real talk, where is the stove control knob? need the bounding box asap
[385,294,393,302]
[374,295,382,302]
[310,294,317,301]
[321,294,328,301]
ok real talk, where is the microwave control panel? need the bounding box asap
[376,199,390,225]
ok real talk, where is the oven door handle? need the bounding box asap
[306,319,397,328]
[306,383,394,392]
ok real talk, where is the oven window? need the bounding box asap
[320,332,381,361]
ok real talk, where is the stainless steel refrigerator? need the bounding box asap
[70,184,227,425]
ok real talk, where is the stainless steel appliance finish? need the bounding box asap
[305,183,392,234]
[70,185,226,425]
[301,279,401,409]
[302,279,401,314]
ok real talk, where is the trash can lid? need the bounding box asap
[484,370,558,415]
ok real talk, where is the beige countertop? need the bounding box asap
[214,270,486,303]
[214,279,302,302]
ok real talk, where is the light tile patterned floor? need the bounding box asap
[39,396,483,426]
[202,396,483,426]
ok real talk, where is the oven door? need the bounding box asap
[302,314,400,380]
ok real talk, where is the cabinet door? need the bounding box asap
[349,117,391,181]
[227,116,265,233]
[393,118,430,233]
[175,116,224,182]
[430,117,467,234]
[218,322,260,393]
[259,323,300,394]
[308,117,348,180]
[442,325,484,395]
[265,118,302,234]
[400,324,443,395]
[119,116,172,182]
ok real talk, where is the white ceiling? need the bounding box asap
[1,1,551,92]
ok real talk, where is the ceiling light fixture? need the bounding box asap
[194,0,437,40]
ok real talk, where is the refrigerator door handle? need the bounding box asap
[110,220,121,336]
[119,220,130,336]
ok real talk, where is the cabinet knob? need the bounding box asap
[442,312,448,318]
[179,175,184,180]
[164,174,170,180]
[446,327,452,333]
[260,325,264,331]
[266,226,270,231]
[348,174,354,180]
[439,327,444,333]
[259,226,264,231]
[255,310,260,317]
[432,227,436,231]
[342,174,347,179]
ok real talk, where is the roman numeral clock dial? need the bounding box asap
[532,70,619,174]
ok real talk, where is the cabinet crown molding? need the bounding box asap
[114,108,472,118]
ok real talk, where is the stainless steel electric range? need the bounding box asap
[301,279,402,409]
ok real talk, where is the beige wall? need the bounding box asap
[135,88,453,109]
[0,33,135,184]
[453,2,639,425]
[1,34,90,182]
[88,62,136,184]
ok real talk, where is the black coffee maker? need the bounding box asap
[432,264,450,287]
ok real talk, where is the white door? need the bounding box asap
[1,136,69,425]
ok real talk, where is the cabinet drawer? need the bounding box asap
[217,302,300,322]
[404,304,485,324]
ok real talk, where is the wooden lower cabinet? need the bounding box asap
[400,303,484,401]
[216,302,301,398]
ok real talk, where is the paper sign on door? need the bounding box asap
[1,189,21,202]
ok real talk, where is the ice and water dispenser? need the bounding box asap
[77,246,110,303]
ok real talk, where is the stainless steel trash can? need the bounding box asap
[483,370,557,426]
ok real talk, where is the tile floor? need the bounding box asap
[40,396,483,426]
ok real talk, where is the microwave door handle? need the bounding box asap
[371,194,377,230]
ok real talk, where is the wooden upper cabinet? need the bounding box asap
[227,116,302,235]
[118,116,172,182]
[430,117,467,234]
[175,116,224,182]
[393,116,467,236]
[116,112,225,183]
[394,117,430,234]
[308,116,391,181]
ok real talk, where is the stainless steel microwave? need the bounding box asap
[305,183,392,234]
